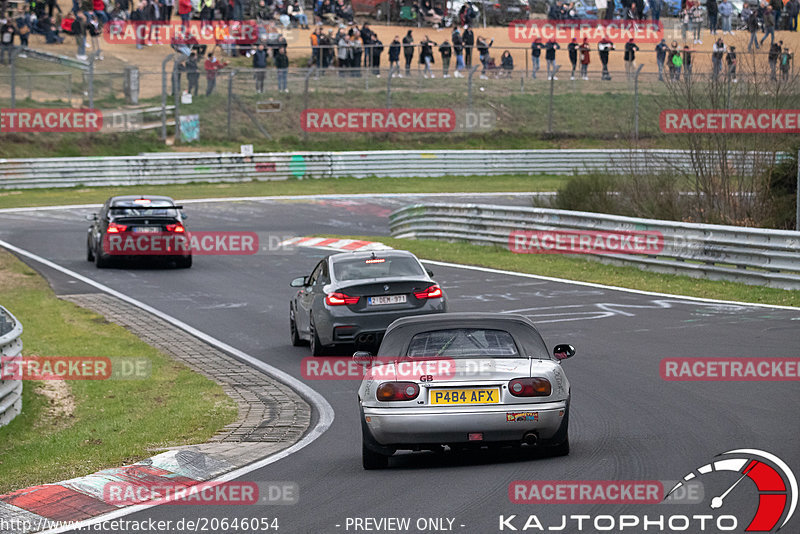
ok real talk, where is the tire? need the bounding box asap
[309,319,328,356]
[548,434,570,457]
[546,402,570,457]
[176,255,192,268]
[94,248,111,268]
[362,442,390,470]
[290,306,304,346]
[86,240,95,262]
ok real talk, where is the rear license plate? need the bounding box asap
[132,227,160,233]
[430,388,500,405]
[508,6,521,11]
[368,295,407,306]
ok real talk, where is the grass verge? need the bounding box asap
[0,249,238,494]
[322,235,800,308]
[0,174,565,210]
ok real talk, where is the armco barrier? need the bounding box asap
[0,306,23,427]
[389,203,800,290]
[0,149,775,189]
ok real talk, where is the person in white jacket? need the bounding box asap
[596,0,608,20]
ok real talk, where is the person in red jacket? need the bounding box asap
[204,51,227,95]
[579,38,590,80]
[178,0,192,29]
[93,0,109,24]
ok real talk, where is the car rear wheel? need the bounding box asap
[546,403,570,457]
[176,255,192,269]
[86,241,95,262]
[309,320,328,356]
[548,434,570,457]
[362,442,390,470]
[94,248,111,268]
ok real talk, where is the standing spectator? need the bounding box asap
[72,11,87,60]
[310,25,321,68]
[47,0,62,17]
[186,51,199,95]
[669,41,682,80]
[93,0,109,24]
[707,0,717,35]
[253,43,268,92]
[711,38,724,78]
[87,14,103,59]
[531,37,543,79]
[779,47,792,80]
[178,0,192,29]
[690,1,704,43]
[786,0,799,32]
[371,37,382,76]
[725,45,737,81]
[275,45,288,91]
[568,37,578,79]
[579,38,590,79]
[462,24,473,68]
[476,35,492,79]
[718,0,733,34]
[768,40,781,80]
[746,5,758,50]
[388,35,400,75]
[655,38,668,80]
[402,30,413,76]
[360,23,373,70]
[598,36,613,80]
[452,27,463,76]
[351,29,363,77]
[606,0,615,19]
[770,0,782,29]
[420,35,436,78]
[204,52,226,95]
[545,38,559,80]
[162,0,174,21]
[680,2,690,42]
[596,0,607,20]
[200,0,214,25]
[761,6,775,47]
[130,2,145,48]
[171,56,185,96]
[16,9,32,50]
[624,38,639,79]
[682,45,693,79]
[0,15,16,65]
[651,0,662,21]
[337,30,350,76]
[439,39,451,78]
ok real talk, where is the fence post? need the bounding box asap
[10,48,16,108]
[27,73,32,100]
[173,58,181,144]
[88,53,97,109]
[227,70,234,138]
[67,73,72,106]
[303,66,317,142]
[796,148,799,231]
[161,53,174,141]
[467,65,479,110]
[547,65,560,134]
[633,64,644,141]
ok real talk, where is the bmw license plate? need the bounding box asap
[368,295,407,306]
[132,227,159,233]
[430,388,500,405]
[508,6,521,11]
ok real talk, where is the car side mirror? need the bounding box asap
[353,351,373,363]
[290,276,307,287]
[86,213,97,221]
[426,269,434,277]
[553,344,575,361]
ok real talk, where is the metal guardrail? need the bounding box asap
[0,306,23,428]
[0,149,774,190]
[389,203,800,290]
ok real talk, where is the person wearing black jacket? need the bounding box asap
[452,27,463,76]
[402,30,414,76]
[531,37,543,78]
[361,23,374,69]
[371,37,383,76]
[768,40,782,80]
[568,38,578,79]
[0,17,16,65]
[419,35,436,78]
[606,0,615,19]
[477,35,492,78]
[439,40,451,77]
[253,43,268,93]
[598,37,614,80]
[545,38,560,80]
[275,46,289,92]
[623,38,639,80]
[186,51,199,96]
[707,0,718,35]
[388,35,400,74]
[462,25,474,68]
[725,45,737,82]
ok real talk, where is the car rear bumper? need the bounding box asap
[362,400,567,446]
[318,301,447,346]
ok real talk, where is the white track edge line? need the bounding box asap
[420,259,800,311]
[0,239,334,534]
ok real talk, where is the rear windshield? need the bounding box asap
[110,200,178,218]
[332,256,424,281]
[406,329,520,359]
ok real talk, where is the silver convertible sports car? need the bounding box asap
[289,250,447,355]
[356,313,574,469]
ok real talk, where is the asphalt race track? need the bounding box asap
[1,195,799,534]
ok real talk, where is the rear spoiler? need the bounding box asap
[109,205,183,210]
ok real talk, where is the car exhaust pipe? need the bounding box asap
[356,333,376,346]
[523,432,538,446]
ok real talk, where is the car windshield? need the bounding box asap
[333,256,424,281]
[406,328,520,359]
[110,200,178,218]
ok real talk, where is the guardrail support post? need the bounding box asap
[303,66,317,142]
[161,53,174,141]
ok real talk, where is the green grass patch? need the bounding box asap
[320,235,800,308]
[0,174,565,210]
[0,250,238,494]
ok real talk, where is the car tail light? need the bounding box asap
[509,377,552,397]
[376,381,420,401]
[413,285,442,299]
[325,292,360,306]
[107,222,128,233]
[165,224,186,233]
